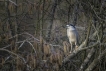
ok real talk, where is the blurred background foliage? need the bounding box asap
[0,0,106,71]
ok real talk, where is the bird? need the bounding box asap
[66,24,79,53]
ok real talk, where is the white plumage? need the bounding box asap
[66,24,79,53]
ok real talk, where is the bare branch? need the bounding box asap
[79,48,96,71]
[62,41,99,64]
[9,0,18,6]
[0,48,31,71]
[85,48,106,71]
[26,40,36,54]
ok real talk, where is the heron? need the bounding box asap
[66,24,79,53]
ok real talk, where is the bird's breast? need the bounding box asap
[67,30,76,42]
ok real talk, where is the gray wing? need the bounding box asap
[75,30,79,45]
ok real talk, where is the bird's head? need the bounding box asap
[66,24,76,30]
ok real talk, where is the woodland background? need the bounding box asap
[0,0,106,71]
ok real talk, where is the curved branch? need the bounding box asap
[0,48,31,71]
[85,48,106,71]
[79,48,95,71]
[62,42,99,64]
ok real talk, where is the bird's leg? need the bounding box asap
[75,42,78,50]
[70,43,73,53]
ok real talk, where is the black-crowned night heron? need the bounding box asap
[66,24,79,53]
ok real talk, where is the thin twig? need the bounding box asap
[0,48,31,71]
[18,40,26,49]
[79,48,96,71]
[9,0,18,6]
[85,48,106,71]
[26,40,36,54]
[88,2,106,22]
